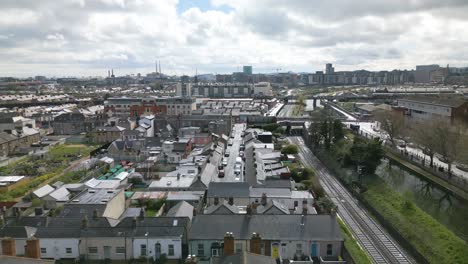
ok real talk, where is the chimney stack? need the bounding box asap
[81,215,88,229]
[223,232,234,256]
[93,208,99,219]
[139,208,145,219]
[214,196,219,206]
[132,217,138,229]
[25,237,40,259]
[261,193,267,206]
[246,204,252,215]
[1,238,16,256]
[250,232,262,255]
[228,197,234,206]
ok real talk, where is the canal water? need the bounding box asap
[375,159,468,241]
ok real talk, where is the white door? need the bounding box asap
[281,243,287,258]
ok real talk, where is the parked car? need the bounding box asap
[218,170,225,178]
[224,152,230,157]
[234,165,241,175]
[239,151,244,158]
[222,159,228,166]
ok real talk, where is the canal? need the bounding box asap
[375,158,468,241]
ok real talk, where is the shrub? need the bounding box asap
[281,144,298,155]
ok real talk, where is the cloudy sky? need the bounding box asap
[1,0,468,77]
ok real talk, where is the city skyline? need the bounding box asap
[1,0,468,77]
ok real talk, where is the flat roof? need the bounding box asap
[0,176,25,183]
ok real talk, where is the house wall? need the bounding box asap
[79,237,132,260]
[133,237,182,259]
[189,239,343,261]
[39,238,80,259]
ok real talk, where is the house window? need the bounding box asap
[140,244,147,256]
[168,244,175,256]
[235,242,242,253]
[296,244,302,256]
[212,248,220,257]
[294,201,299,207]
[88,247,98,254]
[40,248,47,254]
[327,244,333,256]
[116,247,125,254]
[66,248,72,254]
[197,244,204,256]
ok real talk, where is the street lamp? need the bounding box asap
[145,232,149,264]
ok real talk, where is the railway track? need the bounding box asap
[289,136,415,264]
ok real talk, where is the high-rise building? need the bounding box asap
[415,65,439,83]
[176,82,192,97]
[243,65,253,75]
[325,63,334,74]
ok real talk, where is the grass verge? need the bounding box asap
[338,217,372,264]
[362,178,468,263]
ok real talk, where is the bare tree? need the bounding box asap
[376,110,405,147]
[432,119,466,177]
[410,121,438,167]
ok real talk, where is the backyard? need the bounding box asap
[0,144,96,201]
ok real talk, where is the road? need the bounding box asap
[219,123,246,182]
[288,136,415,264]
[327,103,357,121]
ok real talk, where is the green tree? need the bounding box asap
[349,137,383,175]
[281,144,299,155]
[332,119,344,143]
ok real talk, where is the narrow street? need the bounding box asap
[288,136,415,264]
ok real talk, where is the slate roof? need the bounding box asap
[0,226,37,238]
[212,251,277,264]
[166,201,194,221]
[204,201,240,215]
[256,200,290,215]
[190,215,343,241]
[1,216,190,239]
[207,182,250,198]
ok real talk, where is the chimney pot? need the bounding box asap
[228,197,234,206]
[261,193,267,206]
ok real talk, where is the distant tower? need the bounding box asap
[155,60,158,73]
[159,61,162,75]
[111,69,115,78]
[194,68,198,83]
[108,70,110,78]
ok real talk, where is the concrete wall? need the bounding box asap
[133,237,182,259]
[102,190,125,219]
[79,237,132,260]
[39,238,80,259]
[189,239,342,261]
